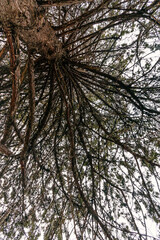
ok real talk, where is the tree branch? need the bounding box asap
[36,0,93,6]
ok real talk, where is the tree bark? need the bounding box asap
[0,0,63,59]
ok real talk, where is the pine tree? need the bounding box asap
[0,1,160,239]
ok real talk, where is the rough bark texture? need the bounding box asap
[0,0,63,59]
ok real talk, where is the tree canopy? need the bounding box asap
[0,0,160,239]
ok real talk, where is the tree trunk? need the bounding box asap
[0,0,63,59]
